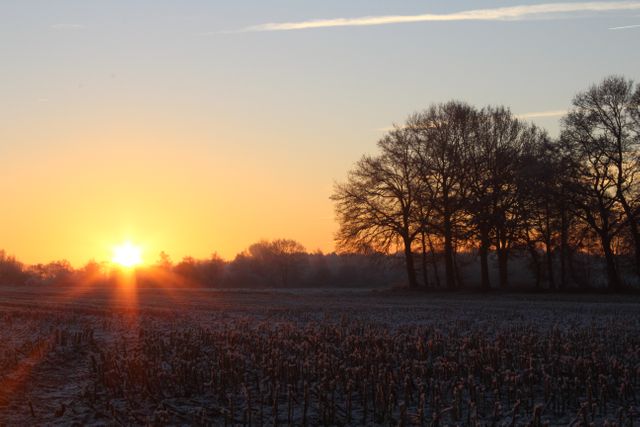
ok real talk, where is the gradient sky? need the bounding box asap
[1,1,639,266]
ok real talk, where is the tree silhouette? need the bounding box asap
[407,102,474,290]
[562,76,640,287]
[333,75,640,291]
[332,127,422,288]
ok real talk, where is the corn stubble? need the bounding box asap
[1,301,639,426]
[91,318,640,425]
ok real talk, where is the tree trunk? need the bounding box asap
[628,220,640,280]
[453,248,464,289]
[545,241,555,290]
[443,212,456,290]
[559,195,569,289]
[420,231,429,288]
[544,199,556,290]
[527,244,541,290]
[479,225,491,292]
[496,228,509,289]
[568,247,586,290]
[427,234,441,288]
[601,235,623,291]
[498,250,508,289]
[403,237,418,289]
[618,196,640,280]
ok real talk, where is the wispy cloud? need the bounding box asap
[609,23,640,29]
[51,24,86,31]
[516,110,567,119]
[236,2,640,32]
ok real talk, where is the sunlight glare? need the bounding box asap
[112,242,142,268]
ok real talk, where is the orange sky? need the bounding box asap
[0,122,342,266]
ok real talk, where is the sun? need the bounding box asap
[112,242,142,268]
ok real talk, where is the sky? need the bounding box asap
[1,1,639,266]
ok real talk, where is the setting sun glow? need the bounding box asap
[112,242,142,268]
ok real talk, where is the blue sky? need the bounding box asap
[1,1,639,264]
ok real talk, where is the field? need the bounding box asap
[0,286,639,426]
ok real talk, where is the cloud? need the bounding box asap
[515,110,567,119]
[51,24,86,31]
[609,23,640,29]
[237,2,640,32]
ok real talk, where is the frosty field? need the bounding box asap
[0,286,638,426]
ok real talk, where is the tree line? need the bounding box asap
[332,76,640,291]
[0,242,401,288]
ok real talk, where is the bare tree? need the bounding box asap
[332,128,422,288]
[333,77,640,292]
[462,107,543,289]
[517,136,564,289]
[407,102,474,290]
[564,76,640,283]
[562,106,625,290]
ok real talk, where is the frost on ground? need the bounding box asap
[0,287,638,426]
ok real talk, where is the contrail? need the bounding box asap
[236,2,640,32]
[516,110,567,119]
[609,23,640,29]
